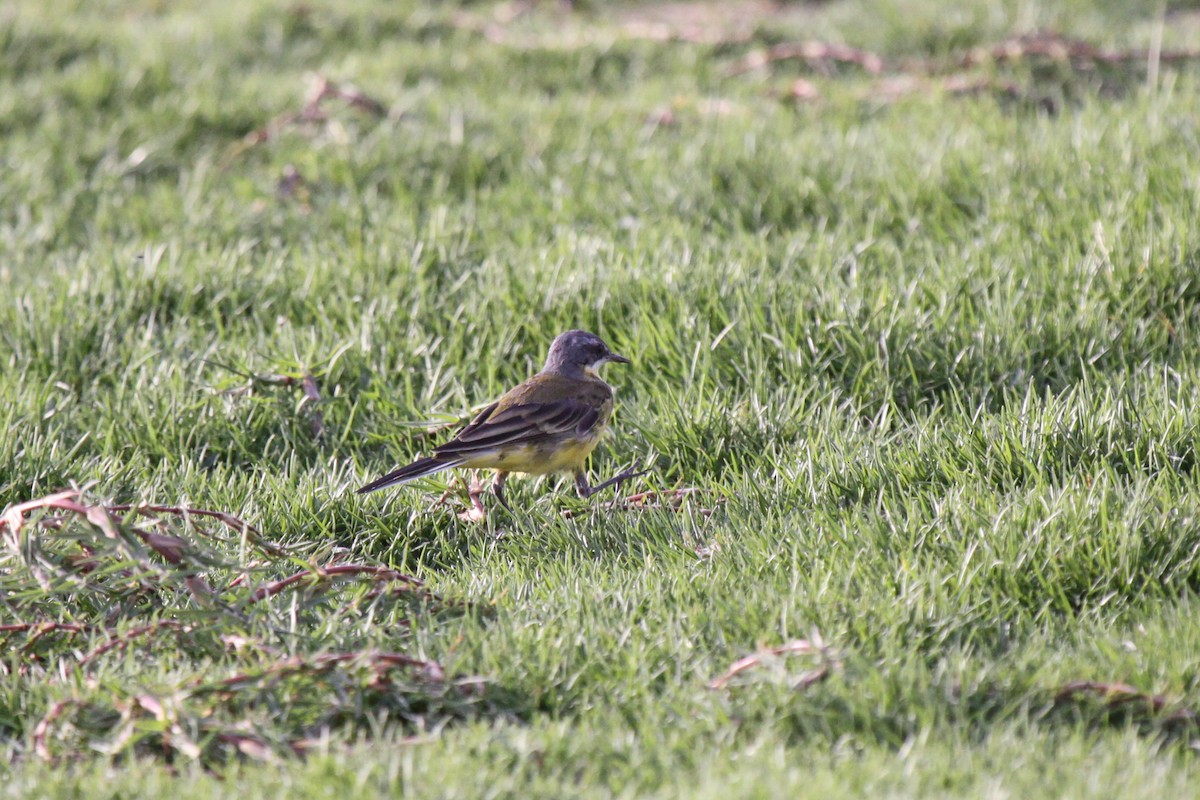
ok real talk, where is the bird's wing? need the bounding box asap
[433,397,602,458]
[454,400,501,439]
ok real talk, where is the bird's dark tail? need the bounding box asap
[357,456,463,494]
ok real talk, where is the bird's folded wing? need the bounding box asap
[433,400,600,457]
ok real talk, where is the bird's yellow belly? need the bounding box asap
[464,435,601,475]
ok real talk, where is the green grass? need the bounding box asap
[4,0,1200,796]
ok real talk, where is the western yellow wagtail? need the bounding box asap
[358,330,645,516]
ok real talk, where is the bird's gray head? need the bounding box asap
[542,329,630,377]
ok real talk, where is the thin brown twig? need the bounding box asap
[106,503,287,557]
[561,487,724,519]
[1,623,90,662]
[213,366,327,442]
[219,373,300,397]
[107,503,261,537]
[3,492,163,587]
[6,492,236,603]
[33,699,81,761]
[957,32,1200,70]
[245,564,424,604]
[732,32,1200,80]
[725,41,885,77]
[859,73,1029,106]
[2,490,87,536]
[19,623,85,655]
[206,650,446,695]
[708,639,840,690]
[0,622,88,636]
[6,492,213,562]
[0,493,86,590]
[228,74,387,161]
[79,621,191,666]
[32,647,470,763]
[1053,681,1187,716]
[317,75,388,117]
[620,487,717,507]
[1052,681,1200,727]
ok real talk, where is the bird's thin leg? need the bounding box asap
[492,471,512,512]
[459,472,487,522]
[574,465,650,499]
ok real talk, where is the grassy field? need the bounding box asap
[4,0,1200,796]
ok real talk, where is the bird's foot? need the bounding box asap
[427,474,488,522]
[457,476,487,523]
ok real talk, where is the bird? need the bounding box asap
[357,329,645,517]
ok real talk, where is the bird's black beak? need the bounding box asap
[606,352,631,365]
